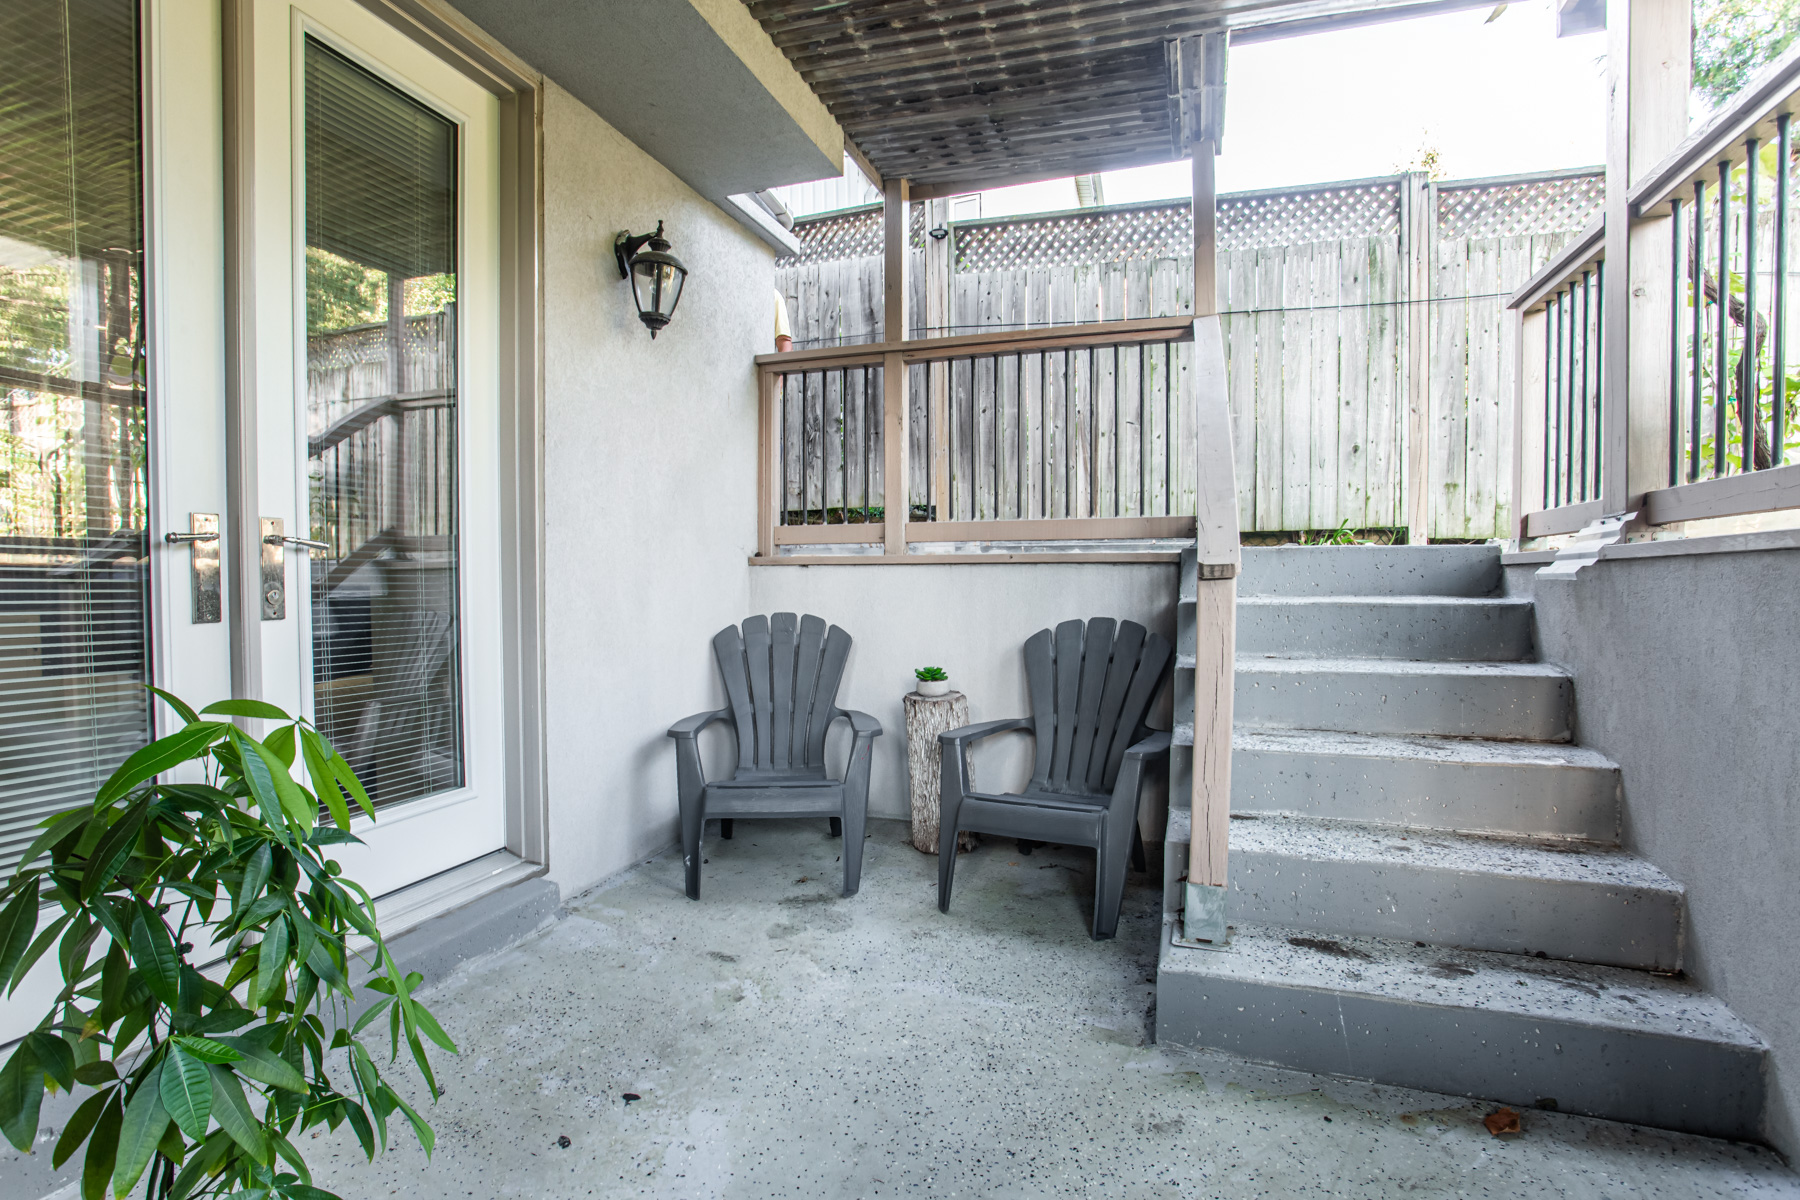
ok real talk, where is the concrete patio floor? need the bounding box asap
[305,819,1798,1199]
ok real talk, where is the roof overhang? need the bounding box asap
[446,0,843,205]
[748,0,1503,197]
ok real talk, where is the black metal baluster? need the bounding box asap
[1039,352,1048,518]
[1542,296,1553,511]
[782,373,792,524]
[1112,344,1122,517]
[1593,258,1604,500]
[1087,346,1098,517]
[863,366,872,517]
[1669,198,1683,487]
[1578,271,1591,501]
[968,356,978,520]
[1692,180,1707,482]
[1063,349,1072,518]
[993,355,1002,520]
[1717,159,1731,478]
[1548,291,1562,507]
[948,359,958,520]
[1164,341,1173,515]
[1745,138,1761,473]
[1016,352,1025,519]
[1776,114,1792,467]
[839,368,849,522]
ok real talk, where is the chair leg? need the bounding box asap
[720,819,733,840]
[839,802,867,896]
[1130,825,1147,873]
[829,816,842,837]
[680,791,706,901]
[1093,820,1137,939]
[1017,838,1036,856]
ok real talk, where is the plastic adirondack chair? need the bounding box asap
[667,614,882,899]
[937,618,1172,939]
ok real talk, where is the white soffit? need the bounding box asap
[446,0,841,200]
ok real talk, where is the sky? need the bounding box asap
[973,0,1610,218]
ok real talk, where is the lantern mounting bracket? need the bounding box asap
[615,222,666,279]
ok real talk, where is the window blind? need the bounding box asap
[0,0,152,875]
[304,38,464,808]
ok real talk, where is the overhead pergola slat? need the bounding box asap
[745,0,1498,191]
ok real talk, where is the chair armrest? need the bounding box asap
[1121,729,1171,760]
[938,717,1032,746]
[667,708,730,739]
[840,709,883,737]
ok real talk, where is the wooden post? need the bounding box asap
[925,197,952,519]
[1603,0,1691,513]
[1403,171,1433,544]
[757,368,779,557]
[884,178,912,554]
[1512,308,1549,540]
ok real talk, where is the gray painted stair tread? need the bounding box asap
[1160,922,1762,1048]
[1228,813,1674,892]
[1240,596,1533,610]
[1235,656,1569,679]
[1237,596,1536,662]
[1233,728,1616,771]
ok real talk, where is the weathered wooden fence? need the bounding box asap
[777,169,1604,539]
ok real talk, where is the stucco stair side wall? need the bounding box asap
[748,563,1177,831]
[541,80,765,899]
[1528,548,1800,1158]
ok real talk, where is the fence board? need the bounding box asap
[777,171,1602,538]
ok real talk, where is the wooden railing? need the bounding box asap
[753,315,1203,563]
[1510,46,1800,539]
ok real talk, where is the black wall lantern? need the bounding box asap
[614,221,687,338]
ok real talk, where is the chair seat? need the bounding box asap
[711,769,836,789]
[974,788,1108,813]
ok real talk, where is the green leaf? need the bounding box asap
[80,1090,122,1200]
[100,941,129,1023]
[9,912,69,997]
[200,698,293,721]
[239,841,274,909]
[25,1031,76,1091]
[299,730,351,831]
[74,1059,118,1087]
[328,750,376,820]
[206,1063,270,1165]
[264,721,298,767]
[216,1037,308,1094]
[15,807,87,871]
[270,1126,312,1182]
[160,1046,214,1140]
[169,1128,233,1199]
[255,917,290,1006]
[53,1085,113,1168]
[230,729,292,838]
[131,905,182,1007]
[113,1059,171,1197]
[96,722,228,805]
[388,1087,435,1158]
[172,1035,244,1065]
[81,798,149,901]
[408,1001,458,1055]
[0,878,41,992]
[145,684,201,726]
[343,1101,375,1160]
[0,1040,44,1152]
[350,997,392,1037]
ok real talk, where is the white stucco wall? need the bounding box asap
[748,563,1178,826]
[539,81,766,896]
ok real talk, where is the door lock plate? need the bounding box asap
[261,517,286,620]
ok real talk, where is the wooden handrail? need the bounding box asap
[753,314,1196,370]
[1507,216,1604,314]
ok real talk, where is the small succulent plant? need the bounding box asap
[914,666,948,682]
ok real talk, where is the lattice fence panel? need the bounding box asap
[954,203,1192,271]
[1219,181,1401,251]
[1437,172,1603,239]
[783,206,883,265]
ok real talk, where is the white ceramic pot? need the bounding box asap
[916,678,951,697]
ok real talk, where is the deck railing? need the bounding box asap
[1510,47,1800,538]
[754,315,1201,562]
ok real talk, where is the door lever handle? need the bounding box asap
[263,532,330,551]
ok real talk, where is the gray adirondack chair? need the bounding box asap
[668,614,882,900]
[937,618,1172,939]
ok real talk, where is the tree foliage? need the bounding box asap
[0,691,453,1199]
[1691,0,1800,108]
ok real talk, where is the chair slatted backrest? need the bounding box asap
[712,614,852,776]
[1024,618,1172,796]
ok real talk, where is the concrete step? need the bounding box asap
[1235,656,1573,741]
[1155,921,1766,1141]
[1223,814,1682,970]
[1238,596,1535,661]
[1231,729,1618,840]
[1239,544,1502,598]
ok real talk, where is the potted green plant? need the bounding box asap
[914,666,951,698]
[0,690,452,1200]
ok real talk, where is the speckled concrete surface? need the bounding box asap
[302,820,1798,1199]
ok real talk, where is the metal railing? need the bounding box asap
[755,316,1200,561]
[1510,46,1800,538]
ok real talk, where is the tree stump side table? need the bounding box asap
[903,689,970,854]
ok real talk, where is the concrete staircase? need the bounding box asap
[1157,544,1768,1141]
